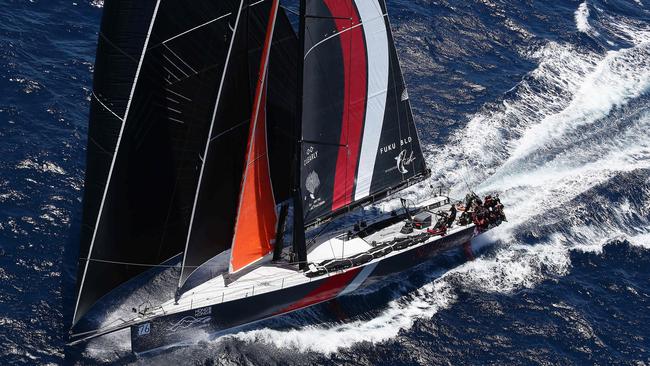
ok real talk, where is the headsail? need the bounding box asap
[300,0,428,226]
[73,0,246,327]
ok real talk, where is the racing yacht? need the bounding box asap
[68,0,503,354]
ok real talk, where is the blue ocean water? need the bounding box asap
[1,0,649,364]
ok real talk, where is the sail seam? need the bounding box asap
[73,0,163,326]
[98,32,138,63]
[179,0,246,289]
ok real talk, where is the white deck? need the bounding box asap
[134,195,469,321]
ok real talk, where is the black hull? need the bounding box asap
[131,225,476,354]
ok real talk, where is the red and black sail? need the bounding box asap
[300,0,428,226]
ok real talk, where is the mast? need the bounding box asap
[291,0,308,270]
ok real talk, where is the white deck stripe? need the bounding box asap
[354,0,390,200]
[339,262,378,296]
[73,0,162,325]
[179,0,246,289]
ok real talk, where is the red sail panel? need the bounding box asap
[229,0,279,274]
[328,1,368,211]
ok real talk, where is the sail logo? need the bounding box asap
[306,171,320,200]
[380,137,413,155]
[304,146,318,166]
[136,323,151,337]
[167,316,211,333]
[395,150,416,174]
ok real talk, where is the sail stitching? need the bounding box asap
[163,44,198,74]
[73,0,163,325]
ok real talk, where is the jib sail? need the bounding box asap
[300,0,428,226]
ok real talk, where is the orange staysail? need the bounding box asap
[229,0,280,274]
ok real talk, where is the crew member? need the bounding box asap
[447,204,457,228]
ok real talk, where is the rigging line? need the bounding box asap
[210,119,250,142]
[280,5,298,15]
[73,0,163,326]
[88,136,111,155]
[91,92,123,122]
[179,0,246,289]
[209,119,249,142]
[156,0,266,46]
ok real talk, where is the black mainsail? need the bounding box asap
[300,0,428,226]
[73,0,290,326]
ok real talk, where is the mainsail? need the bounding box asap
[300,0,428,226]
[73,0,247,326]
[73,0,297,326]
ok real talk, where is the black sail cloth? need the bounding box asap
[75,0,249,327]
